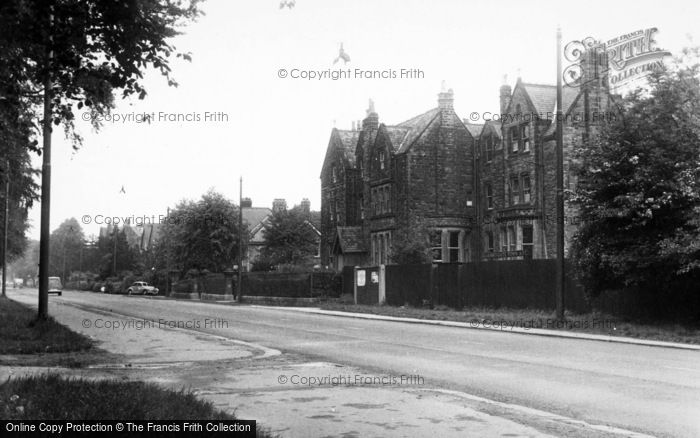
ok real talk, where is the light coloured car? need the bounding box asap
[127,281,159,296]
[48,277,63,296]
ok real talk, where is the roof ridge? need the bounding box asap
[396,107,440,127]
[520,81,556,88]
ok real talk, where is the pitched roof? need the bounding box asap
[389,107,441,153]
[140,223,162,251]
[462,121,484,138]
[519,82,580,116]
[483,120,502,139]
[335,129,360,166]
[242,207,272,235]
[334,226,366,254]
[383,126,411,152]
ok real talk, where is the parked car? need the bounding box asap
[127,281,159,296]
[48,277,63,296]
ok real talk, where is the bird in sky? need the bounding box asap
[119,185,126,194]
[333,43,351,65]
[279,0,296,9]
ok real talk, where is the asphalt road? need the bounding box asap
[10,289,700,437]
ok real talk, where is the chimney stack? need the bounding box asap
[438,81,454,110]
[300,198,311,215]
[499,75,512,114]
[272,198,287,213]
[362,99,379,130]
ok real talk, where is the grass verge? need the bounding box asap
[0,374,276,437]
[0,297,93,354]
[320,299,700,345]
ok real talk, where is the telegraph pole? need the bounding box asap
[555,27,566,320]
[237,177,243,301]
[112,225,118,276]
[2,159,9,297]
[37,9,54,319]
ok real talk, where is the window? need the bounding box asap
[430,230,443,262]
[334,200,340,223]
[360,196,365,220]
[379,150,386,170]
[385,186,391,212]
[331,165,338,183]
[508,226,517,252]
[485,231,494,252]
[485,183,494,209]
[358,158,363,178]
[466,190,473,207]
[372,235,379,265]
[522,225,534,259]
[510,177,520,205]
[371,188,378,216]
[522,174,531,203]
[372,231,392,265]
[494,136,502,150]
[500,226,508,252]
[448,231,461,262]
[521,125,530,152]
[510,127,519,153]
[484,136,494,163]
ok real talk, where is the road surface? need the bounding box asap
[6,289,699,438]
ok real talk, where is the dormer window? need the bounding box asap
[379,150,386,170]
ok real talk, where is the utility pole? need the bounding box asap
[555,27,566,320]
[237,177,243,301]
[2,158,9,297]
[112,225,118,276]
[38,9,54,319]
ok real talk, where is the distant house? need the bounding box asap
[242,198,321,270]
[99,223,161,252]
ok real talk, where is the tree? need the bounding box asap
[389,216,432,265]
[1,0,201,316]
[48,218,84,278]
[0,0,203,146]
[259,207,319,268]
[158,190,247,274]
[571,48,700,297]
[8,239,40,282]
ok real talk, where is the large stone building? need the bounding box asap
[321,56,612,270]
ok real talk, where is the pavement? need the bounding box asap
[4,289,699,437]
[274,306,700,351]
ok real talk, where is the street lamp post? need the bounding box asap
[555,27,566,320]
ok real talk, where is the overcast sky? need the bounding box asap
[26,0,700,240]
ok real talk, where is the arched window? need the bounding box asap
[331,164,338,183]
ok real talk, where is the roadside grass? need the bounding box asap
[0,374,276,437]
[320,298,700,345]
[0,297,94,354]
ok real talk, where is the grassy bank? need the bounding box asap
[320,300,700,345]
[0,374,275,437]
[0,297,93,354]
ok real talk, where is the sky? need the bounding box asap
[25,0,700,240]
